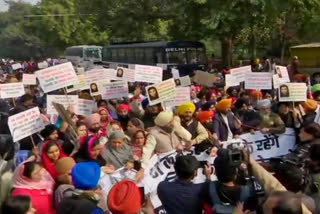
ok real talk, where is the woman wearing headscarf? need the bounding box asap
[102,131,134,169]
[11,161,56,214]
[98,107,113,137]
[73,136,106,166]
[127,117,144,137]
[42,140,68,181]
[131,130,147,161]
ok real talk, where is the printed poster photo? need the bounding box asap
[276,67,283,78]
[116,68,124,78]
[90,83,99,93]
[147,87,159,101]
[174,79,181,86]
[279,84,290,97]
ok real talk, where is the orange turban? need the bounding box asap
[197,111,214,123]
[303,99,318,113]
[294,74,307,82]
[177,103,196,115]
[250,90,263,100]
[216,99,232,112]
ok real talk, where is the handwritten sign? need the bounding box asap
[146,78,176,105]
[0,83,25,99]
[22,74,37,85]
[11,63,22,70]
[245,72,272,90]
[174,76,191,87]
[47,95,79,115]
[76,99,95,116]
[36,62,77,93]
[116,67,135,82]
[278,83,307,102]
[8,107,45,142]
[164,87,191,107]
[225,74,239,88]
[230,66,251,83]
[135,64,163,83]
[99,81,129,100]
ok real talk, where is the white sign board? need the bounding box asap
[11,63,22,70]
[66,74,89,93]
[8,107,45,142]
[46,95,79,115]
[278,83,307,102]
[116,67,135,82]
[99,81,129,100]
[230,66,252,83]
[76,99,95,116]
[0,83,25,99]
[193,71,217,87]
[275,66,290,82]
[22,74,37,85]
[245,72,272,90]
[135,64,163,83]
[36,62,78,93]
[225,74,239,88]
[164,87,191,107]
[174,76,191,87]
[37,62,48,69]
[171,68,180,79]
[146,78,176,105]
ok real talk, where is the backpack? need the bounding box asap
[209,182,252,214]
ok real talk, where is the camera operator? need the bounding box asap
[210,148,255,213]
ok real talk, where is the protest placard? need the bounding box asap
[99,80,129,100]
[37,61,48,69]
[163,87,191,107]
[225,74,239,88]
[11,63,22,70]
[76,99,95,116]
[116,67,135,82]
[174,76,191,87]
[171,68,180,79]
[146,78,176,105]
[245,72,272,90]
[278,83,307,102]
[85,68,115,83]
[193,71,217,87]
[66,74,89,93]
[230,66,252,83]
[8,107,45,142]
[36,62,78,93]
[76,67,85,74]
[0,83,25,99]
[47,95,79,115]
[275,66,290,82]
[22,74,37,85]
[134,64,163,83]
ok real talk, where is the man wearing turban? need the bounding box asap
[213,99,241,142]
[177,103,208,149]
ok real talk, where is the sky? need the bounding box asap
[0,0,39,11]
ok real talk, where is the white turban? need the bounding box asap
[154,111,174,127]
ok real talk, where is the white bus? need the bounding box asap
[65,45,102,67]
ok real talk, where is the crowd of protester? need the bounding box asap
[0,56,320,214]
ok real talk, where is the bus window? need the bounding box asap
[119,49,125,62]
[103,48,111,61]
[167,51,187,64]
[135,48,144,64]
[197,48,207,64]
[155,50,163,64]
[126,48,135,63]
[145,48,154,65]
[187,48,198,64]
[111,49,117,62]
[84,48,101,59]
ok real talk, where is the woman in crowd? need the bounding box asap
[42,140,68,181]
[11,161,55,214]
[73,136,106,166]
[131,130,147,161]
[2,195,36,214]
[76,121,88,139]
[102,131,134,169]
[127,117,144,137]
[98,106,113,137]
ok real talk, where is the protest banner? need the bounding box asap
[193,71,217,87]
[174,76,191,87]
[85,68,114,83]
[0,83,25,99]
[230,66,252,83]
[36,62,78,93]
[22,74,37,85]
[66,74,89,93]
[8,107,45,142]
[229,128,296,161]
[47,95,79,115]
[76,99,95,116]
[134,64,163,83]
[225,74,239,88]
[11,63,22,70]
[99,80,129,100]
[244,72,272,90]
[116,67,135,82]
[163,87,191,107]
[146,78,176,105]
[278,83,307,102]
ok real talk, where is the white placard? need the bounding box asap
[46,95,79,115]
[66,75,89,93]
[37,62,48,69]
[11,63,22,70]
[85,68,114,84]
[146,78,176,105]
[8,107,45,142]
[278,83,307,102]
[164,87,191,107]
[174,76,191,87]
[116,67,135,82]
[275,66,290,82]
[0,83,25,99]
[230,66,252,83]
[171,68,180,79]
[22,74,37,85]
[245,72,272,90]
[99,81,129,100]
[135,64,163,83]
[76,99,95,116]
[193,71,217,87]
[36,62,78,93]
[225,74,239,88]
